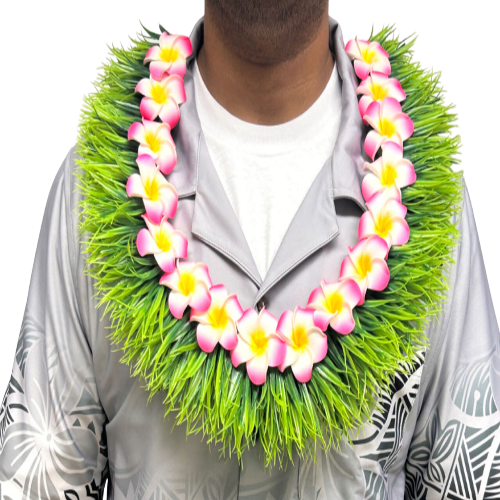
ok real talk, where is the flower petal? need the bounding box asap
[277,309,294,337]
[259,309,278,335]
[196,323,221,353]
[136,228,159,256]
[192,263,212,287]
[143,198,165,225]
[231,337,254,366]
[307,330,328,363]
[159,268,180,291]
[172,35,193,58]
[207,284,228,309]
[126,173,146,198]
[135,78,153,97]
[219,320,238,351]
[394,113,415,142]
[362,172,383,201]
[168,290,190,319]
[389,217,410,246]
[171,230,188,259]
[236,308,259,342]
[330,304,356,335]
[337,278,362,308]
[291,351,314,383]
[246,353,269,386]
[140,97,162,121]
[224,295,244,322]
[364,130,384,161]
[312,310,334,332]
[267,334,286,368]
[364,235,390,260]
[189,280,211,312]
[128,122,145,143]
[144,45,160,63]
[367,258,390,291]
[154,249,176,273]
[279,345,300,372]
[158,97,181,129]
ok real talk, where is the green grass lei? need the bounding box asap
[74,23,464,469]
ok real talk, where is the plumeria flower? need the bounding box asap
[190,284,244,353]
[356,72,406,123]
[159,261,212,319]
[307,278,362,334]
[359,190,410,248]
[128,119,177,174]
[144,32,193,80]
[231,308,286,386]
[363,97,414,161]
[135,74,186,128]
[362,141,416,202]
[126,154,178,224]
[340,235,390,305]
[136,214,188,273]
[345,37,391,80]
[276,307,327,383]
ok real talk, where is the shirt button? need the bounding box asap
[257,299,266,312]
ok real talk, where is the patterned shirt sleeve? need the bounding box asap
[0,147,109,499]
[405,178,500,499]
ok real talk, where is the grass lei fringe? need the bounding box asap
[74,23,464,470]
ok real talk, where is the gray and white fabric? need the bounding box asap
[1,15,499,500]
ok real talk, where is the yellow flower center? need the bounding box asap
[155,228,172,253]
[375,214,393,238]
[178,273,195,296]
[160,47,179,63]
[381,165,397,187]
[209,306,229,330]
[291,326,309,352]
[250,329,269,357]
[371,82,388,101]
[145,131,161,154]
[144,177,160,201]
[325,292,343,316]
[358,253,373,278]
[361,46,377,64]
[151,83,168,105]
[379,118,396,138]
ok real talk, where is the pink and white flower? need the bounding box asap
[135,74,186,128]
[136,214,188,273]
[345,37,391,80]
[307,278,362,334]
[362,141,416,202]
[358,190,410,248]
[126,154,178,224]
[160,261,212,319]
[190,284,244,353]
[128,119,177,174]
[356,72,406,122]
[144,33,193,80]
[276,307,327,383]
[231,308,286,386]
[340,235,390,305]
[363,97,414,160]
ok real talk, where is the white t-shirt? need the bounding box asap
[193,56,343,281]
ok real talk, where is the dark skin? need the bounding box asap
[198,0,334,125]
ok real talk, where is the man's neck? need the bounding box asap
[196,9,334,126]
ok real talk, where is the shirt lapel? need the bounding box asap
[172,15,367,299]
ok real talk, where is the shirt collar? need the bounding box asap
[170,14,367,210]
[168,14,368,291]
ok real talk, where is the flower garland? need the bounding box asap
[125,34,416,386]
[75,24,463,468]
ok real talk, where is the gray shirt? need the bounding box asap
[1,15,499,500]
